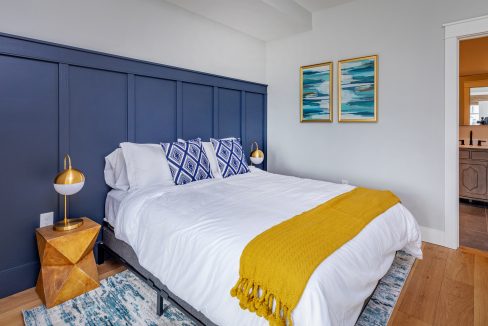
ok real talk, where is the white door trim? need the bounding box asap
[444,15,488,249]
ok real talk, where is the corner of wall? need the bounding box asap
[420,226,452,249]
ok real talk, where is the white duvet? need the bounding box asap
[114,169,422,326]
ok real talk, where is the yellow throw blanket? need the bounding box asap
[230,187,400,326]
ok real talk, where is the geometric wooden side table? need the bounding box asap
[36,217,101,308]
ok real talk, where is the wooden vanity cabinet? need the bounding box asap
[460,149,488,201]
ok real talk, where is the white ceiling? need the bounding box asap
[294,0,354,12]
[164,0,354,41]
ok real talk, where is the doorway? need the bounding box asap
[444,15,488,250]
[459,36,488,252]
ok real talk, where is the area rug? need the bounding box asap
[356,250,415,326]
[23,251,415,326]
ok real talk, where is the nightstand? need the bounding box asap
[35,217,101,308]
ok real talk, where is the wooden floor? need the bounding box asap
[389,242,488,326]
[460,202,488,251]
[1,243,487,325]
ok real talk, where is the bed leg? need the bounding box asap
[156,292,164,316]
[96,242,105,265]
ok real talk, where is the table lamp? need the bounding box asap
[250,142,264,166]
[53,154,85,231]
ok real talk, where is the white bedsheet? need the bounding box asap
[114,169,422,326]
[105,189,130,226]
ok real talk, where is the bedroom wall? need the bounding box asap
[0,0,266,83]
[0,32,266,298]
[265,0,488,238]
[0,0,267,298]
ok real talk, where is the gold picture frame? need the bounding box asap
[338,55,378,122]
[300,61,333,122]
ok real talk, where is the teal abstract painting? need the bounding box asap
[300,62,332,122]
[339,55,378,122]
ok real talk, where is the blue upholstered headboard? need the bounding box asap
[0,32,267,297]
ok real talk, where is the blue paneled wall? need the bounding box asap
[0,33,267,298]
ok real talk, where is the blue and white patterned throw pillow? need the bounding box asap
[210,138,249,178]
[161,138,213,185]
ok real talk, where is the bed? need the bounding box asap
[101,167,422,326]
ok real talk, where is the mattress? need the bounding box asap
[113,169,422,326]
[105,189,129,226]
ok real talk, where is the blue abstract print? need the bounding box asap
[340,56,377,121]
[301,63,331,121]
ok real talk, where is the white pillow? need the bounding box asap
[177,139,222,179]
[104,148,129,190]
[120,142,175,189]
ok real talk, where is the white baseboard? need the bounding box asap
[420,226,451,248]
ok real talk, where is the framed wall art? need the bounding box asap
[338,55,378,122]
[300,62,333,122]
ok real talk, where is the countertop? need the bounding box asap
[459,145,488,149]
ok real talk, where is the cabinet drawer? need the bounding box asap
[460,163,488,200]
[460,150,470,159]
[471,151,488,161]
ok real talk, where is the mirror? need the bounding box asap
[460,76,488,126]
[469,87,488,125]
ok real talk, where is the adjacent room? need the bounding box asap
[0,0,487,325]
[459,36,488,253]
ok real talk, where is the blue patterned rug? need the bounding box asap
[356,251,415,326]
[23,251,414,326]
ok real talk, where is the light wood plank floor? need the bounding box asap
[1,243,487,325]
[389,242,488,326]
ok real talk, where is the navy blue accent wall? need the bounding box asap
[182,83,214,140]
[135,77,177,143]
[219,89,242,139]
[0,55,59,296]
[0,33,267,298]
[245,92,266,161]
[68,67,129,221]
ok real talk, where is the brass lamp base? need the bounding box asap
[53,218,84,231]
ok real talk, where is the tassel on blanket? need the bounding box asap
[231,278,293,326]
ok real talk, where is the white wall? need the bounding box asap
[0,0,266,83]
[266,0,488,232]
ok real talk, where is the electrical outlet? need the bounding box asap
[40,212,54,227]
[342,179,349,185]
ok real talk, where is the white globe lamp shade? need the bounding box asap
[250,156,264,165]
[53,181,85,195]
[52,155,85,231]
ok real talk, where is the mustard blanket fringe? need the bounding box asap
[230,187,400,326]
